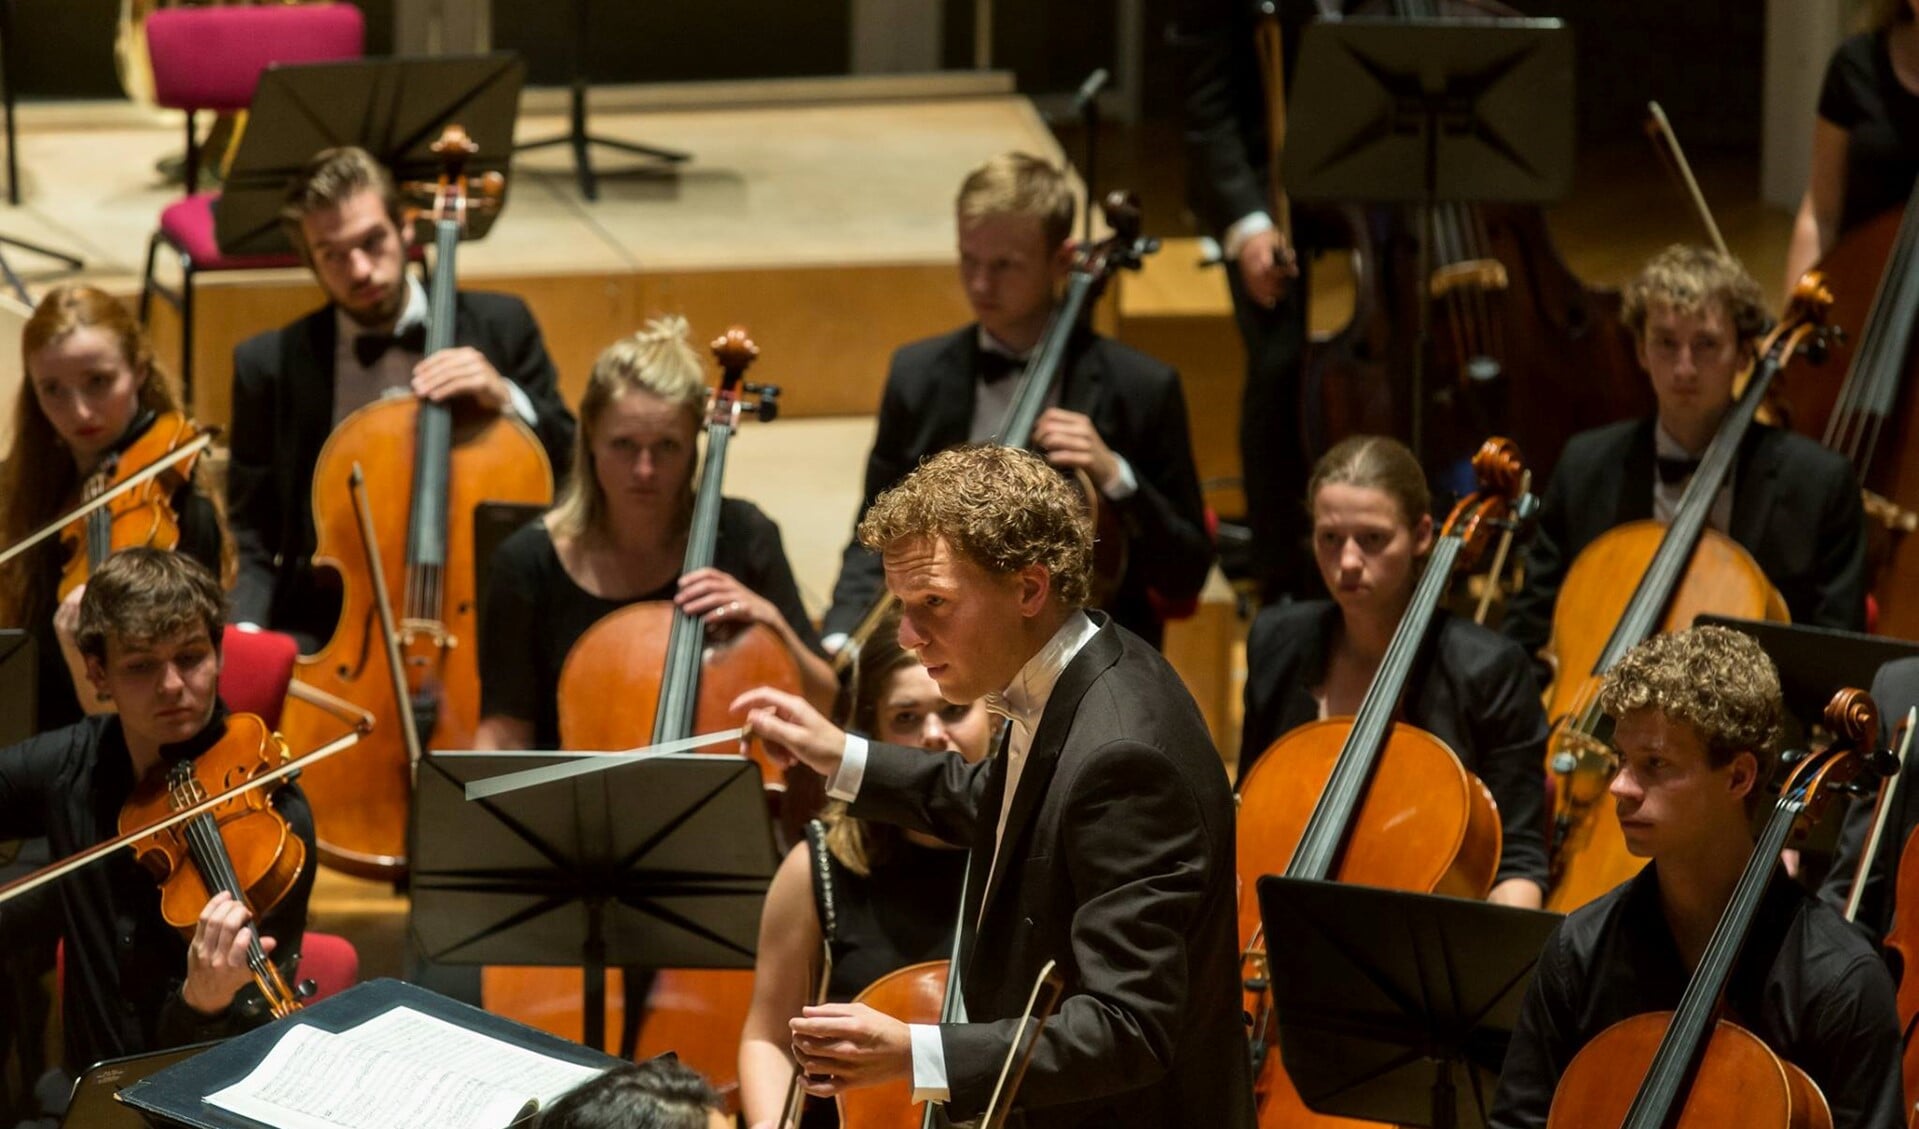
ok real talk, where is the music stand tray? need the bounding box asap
[411,750,778,1051]
[214,54,526,257]
[1256,876,1562,1129]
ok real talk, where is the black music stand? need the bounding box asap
[513,0,690,202]
[410,751,777,1054]
[213,54,525,257]
[1256,876,1562,1129]
[1283,17,1573,469]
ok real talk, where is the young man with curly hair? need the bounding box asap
[735,444,1252,1129]
[1501,246,1867,688]
[1489,626,1902,1128]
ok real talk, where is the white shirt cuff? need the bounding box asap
[504,380,537,426]
[821,632,850,656]
[1100,453,1138,500]
[827,734,868,802]
[1223,211,1276,260]
[908,1023,951,1103]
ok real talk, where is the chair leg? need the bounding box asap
[184,110,198,195]
[179,256,195,409]
[138,230,162,325]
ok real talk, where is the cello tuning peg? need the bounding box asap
[746,382,781,422]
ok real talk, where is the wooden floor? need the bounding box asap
[1,85,1813,1018]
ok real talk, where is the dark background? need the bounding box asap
[15,1,1762,150]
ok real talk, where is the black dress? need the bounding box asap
[1238,600,1550,891]
[797,820,969,1129]
[478,499,823,750]
[1819,30,1919,234]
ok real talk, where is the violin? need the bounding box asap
[833,961,948,1129]
[279,125,553,880]
[1774,178,1919,638]
[58,411,211,601]
[1297,0,1649,495]
[1545,688,1885,1128]
[1543,278,1838,914]
[1234,437,1526,1129]
[831,191,1156,679]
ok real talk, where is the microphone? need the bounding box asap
[1072,68,1111,118]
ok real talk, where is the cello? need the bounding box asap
[1235,436,1523,1128]
[1775,179,1919,639]
[482,328,790,1094]
[1297,0,1649,494]
[1543,278,1837,913]
[1544,688,1885,1129]
[279,126,553,880]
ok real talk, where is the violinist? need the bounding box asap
[1487,626,1902,1129]
[1239,435,1548,907]
[1820,654,1919,939]
[1784,0,1919,290]
[475,316,834,752]
[736,609,991,1129]
[226,145,576,648]
[737,444,1253,1129]
[0,549,312,1109]
[819,152,1211,652]
[0,284,228,732]
[1501,245,1867,682]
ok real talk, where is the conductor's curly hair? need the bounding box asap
[858,444,1092,609]
[1599,625,1786,772]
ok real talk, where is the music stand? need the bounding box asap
[410,750,777,1054]
[213,54,525,258]
[1694,615,1919,740]
[1256,876,1562,1129]
[1283,17,1573,469]
[513,0,690,202]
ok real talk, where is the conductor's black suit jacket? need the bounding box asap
[226,291,575,645]
[823,326,1212,650]
[1502,418,1866,683]
[849,615,1255,1128]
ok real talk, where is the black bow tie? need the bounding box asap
[353,321,427,368]
[1655,454,1703,485]
[978,349,1027,386]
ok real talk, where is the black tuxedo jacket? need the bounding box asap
[850,615,1254,1128]
[226,291,575,644]
[823,326,1212,649]
[1502,418,1867,678]
[1820,655,1919,940]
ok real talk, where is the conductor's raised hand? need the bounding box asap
[789,1002,912,1095]
[731,686,845,779]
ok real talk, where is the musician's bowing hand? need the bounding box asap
[1032,408,1120,493]
[412,346,511,413]
[789,1003,911,1095]
[183,890,274,1016]
[732,686,844,778]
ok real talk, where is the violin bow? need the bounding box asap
[1645,102,1730,259]
[0,726,368,909]
[978,959,1066,1129]
[0,428,219,570]
[348,462,427,776]
[1845,705,1916,923]
[778,939,836,1128]
[1473,467,1532,625]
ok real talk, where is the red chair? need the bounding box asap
[218,623,299,729]
[136,3,365,403]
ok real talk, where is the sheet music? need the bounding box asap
[206,1006,603,1129]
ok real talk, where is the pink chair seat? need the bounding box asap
[160,193,301,271]
[146,3,366,113]
[298,932,360,1003]
[218,623,300,729]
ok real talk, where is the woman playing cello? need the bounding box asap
[0,284,228,731]
[475,316,835,752]
[0,550,312,1118]
[1239,435,1549,907]
[735,610,992,1129]
[1488,627,1902,1129]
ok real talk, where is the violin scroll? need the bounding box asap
[1824,687,1880,751]
[1440,435,1533,571]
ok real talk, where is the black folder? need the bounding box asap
[116,978,622,1129]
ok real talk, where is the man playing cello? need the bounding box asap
[736,444,1253,1128]
[1488,626,1902,1128]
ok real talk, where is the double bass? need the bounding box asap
[1297,0,1649,493]
[1546,689,1886,1128]
[1775,179,1919,639]
[1543,279,1837,913]
[279,127,553,880]
[1235,437,1523,1127]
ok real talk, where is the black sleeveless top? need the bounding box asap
[798,820,968,1128]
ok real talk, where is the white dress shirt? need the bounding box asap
[331,274,537,427]
[1651,422,1732,533]
[825,609,1101,1104]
